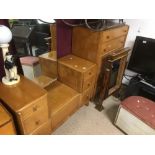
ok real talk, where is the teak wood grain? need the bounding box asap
[39,51,57,79]
[0,76,48,134]
[45,81,80,130]
[58,54,96,93]
[0,103,16,135]
[72,25,129,63]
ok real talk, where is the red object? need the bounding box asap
[121,96,155,129]
[20,56,39,66]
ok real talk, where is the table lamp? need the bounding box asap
[0,25,20,85]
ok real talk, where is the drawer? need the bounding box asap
[101,25,129,42]
[58,63,83,92]
[99,35,126,56]
[83,75,95,91]
[79,87,93,107]
[0,121,16,135]
[83,65,96,81]
[51,95,79,130]
[18,95,47,121]
[23,106,48,134]
[31,119,52,135]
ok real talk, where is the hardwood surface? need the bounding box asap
[50,24,57,51]
[79,86,94,108]
[0,76,47,112]
[33,75,57,88]
[39,51,57,79]
[72,25,129,100]
[0,76,48,134]
[72,25,129,63]
[45,81,80,130]
[0,104,16,135]
[58,54,96,92]
[31,119,52,135]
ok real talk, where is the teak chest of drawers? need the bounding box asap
[72,25,129,63]
[72,25,129,101]
[58,54,96,92]
[58,54,97,106]
[0,103,16,135]
[0,76,49,135]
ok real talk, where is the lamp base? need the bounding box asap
[2,75,20,86]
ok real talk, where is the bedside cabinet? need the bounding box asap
[0,103,16,135]
[0,76,49,135]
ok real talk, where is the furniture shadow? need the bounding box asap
[106,104,119,122]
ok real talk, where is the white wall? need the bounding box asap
[122,19,155,84]
[124,19,155,48]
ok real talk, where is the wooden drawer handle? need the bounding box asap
[86,95,89,99]
[123,30,127,33]
[89,72,92,75]
[87,83,90,87]
[106,36,110,39]
[33,106,38,112]
[35,120,40,126]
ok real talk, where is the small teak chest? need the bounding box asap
[58,54,97,93]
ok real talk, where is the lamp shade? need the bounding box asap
[0,25,12,44]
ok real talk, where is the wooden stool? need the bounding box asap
[115,96,155,134]
[20,56,41,80]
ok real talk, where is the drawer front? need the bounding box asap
[101,25,129,42]
[83,76,96,91]
[51,95,79,130]
[83,65,97,81]
[58,63,83,92]
[79,87,93,107]
[31,119,52,135]
[23,106,48,134]
[19,95,47,121]
[100,35,126,56]
[0,121,16,135]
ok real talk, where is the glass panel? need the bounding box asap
[109,59,121,89]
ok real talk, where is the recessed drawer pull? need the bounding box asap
[89,72,92,75]
[86,95,89,99]
[35,120,40,125]
[106,36,110,39]
[33,106,38,112]
[87,83,90,87]
[123,30,127,32]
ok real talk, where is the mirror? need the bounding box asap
[9,19,57,88]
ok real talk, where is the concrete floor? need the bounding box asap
[53,96,124,135]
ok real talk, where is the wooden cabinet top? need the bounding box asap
[58,54,96,72]
[39,51,57,61]
[0,76,47,112]
[0,103,11,126]
[45,81,80,114]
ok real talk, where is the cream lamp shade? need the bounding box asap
[0,25,12,45]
